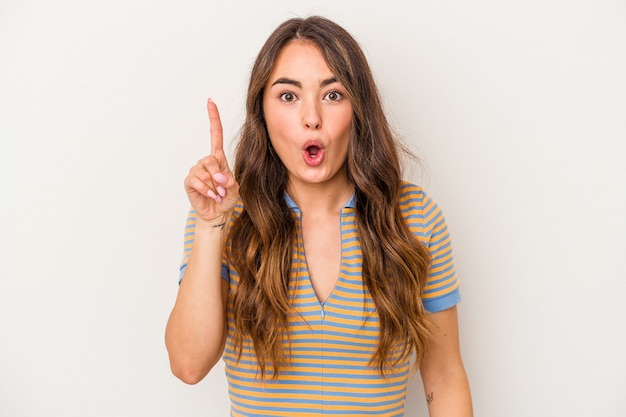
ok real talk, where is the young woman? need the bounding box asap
[166,16,472,417]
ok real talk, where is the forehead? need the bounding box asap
[268,40,334,80]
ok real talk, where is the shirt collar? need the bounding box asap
[284,193,357,210]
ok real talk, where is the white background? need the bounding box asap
[1,0,625,416]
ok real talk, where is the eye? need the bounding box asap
[324,90,344,101]
[279,92,297,102]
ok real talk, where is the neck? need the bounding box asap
[287,177,354,213]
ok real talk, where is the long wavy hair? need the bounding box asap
[228,16,434,378]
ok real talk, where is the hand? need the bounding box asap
[184,99,239,224]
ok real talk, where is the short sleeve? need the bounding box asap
[399,183,461,313]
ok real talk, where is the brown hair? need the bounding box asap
[228,16,433,378]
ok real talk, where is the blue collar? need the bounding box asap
[284,193,357,210]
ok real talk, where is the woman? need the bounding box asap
[166,16,472,416]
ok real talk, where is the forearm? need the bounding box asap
[165,216,229,384]
[421,366,473,417]
[419,306,473,416]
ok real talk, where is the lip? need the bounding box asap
[302,139,325,167]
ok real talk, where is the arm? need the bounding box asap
[165,217,230,384]
[420,306,473,417]
[165,99,239,384]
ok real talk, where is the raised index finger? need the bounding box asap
[207,98,224,155]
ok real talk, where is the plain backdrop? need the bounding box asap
[1,0,625,416]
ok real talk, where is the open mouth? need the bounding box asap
[303,141,324,166]
[306,145,321,158]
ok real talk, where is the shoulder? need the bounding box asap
[399,181,427,204]
[398,182,448,242]
[398,181,438,216]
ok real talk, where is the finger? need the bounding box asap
[186,172,222,204]
[196,156,225,185]
[186,160,214,188]
[192,157,230,196]
[193,155,238,202]
[185,174,211,198]
[207,189,222,203]
[207,98,224,155]
[213,172,227,184]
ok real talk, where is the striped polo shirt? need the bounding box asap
[180,182,460,416]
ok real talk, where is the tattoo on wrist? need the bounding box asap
[427,392,434,404]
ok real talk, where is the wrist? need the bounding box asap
[195,214,231,232]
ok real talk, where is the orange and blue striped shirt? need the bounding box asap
[180,183,460,416]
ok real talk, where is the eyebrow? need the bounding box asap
[270,77,338,88]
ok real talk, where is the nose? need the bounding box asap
[302,100,321,129]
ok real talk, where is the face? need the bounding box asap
[263,40,353,193]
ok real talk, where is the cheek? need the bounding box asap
[265,107,294,139]
[337,102,353,126]
[265,113,293,157]
[337,108,353,139]
[267,127,291,159]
